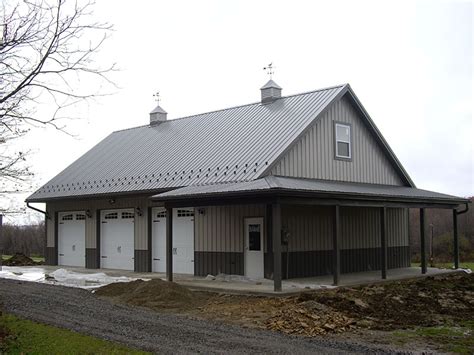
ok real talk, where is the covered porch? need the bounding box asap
[152,176,470,292]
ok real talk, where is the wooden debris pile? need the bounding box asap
[266,298,357,336]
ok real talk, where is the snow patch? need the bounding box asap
[0,266,144,290]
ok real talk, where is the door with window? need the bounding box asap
[100,209,135,270]
[151,207,195,274]
[244,217,264,279]
[58,211,86,267]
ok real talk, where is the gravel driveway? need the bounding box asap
[0,279,396,354]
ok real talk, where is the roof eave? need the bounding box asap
[152,187,469,208]
[25,187,177,203]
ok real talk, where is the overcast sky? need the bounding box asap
[8,0,473,223]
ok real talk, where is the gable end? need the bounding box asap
[267,91,413,186]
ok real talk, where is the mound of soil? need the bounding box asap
[95,279,205,311]
[2,253,38,266]
[265,272,474,336]
[96,272,474,338]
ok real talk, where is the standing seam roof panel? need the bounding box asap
[29,85,350,201]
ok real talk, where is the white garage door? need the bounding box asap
[58,211,86,267]
[151,207,194,274]
[100,209,135,270]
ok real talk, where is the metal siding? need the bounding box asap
[85,248,98,268]
[134,250,150,272]
[387,208,409,247]
[194,252,244,276]
[45,247,57,265]
[46,211,55,247]
[271,96,404,185]
[194,204,265,253]
[282,205,333,252]
[280,206,408,254]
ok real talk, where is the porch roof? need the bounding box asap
[151,176,469,208]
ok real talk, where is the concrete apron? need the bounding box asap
[20,265,459,296]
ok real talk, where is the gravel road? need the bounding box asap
[0,279,398,354]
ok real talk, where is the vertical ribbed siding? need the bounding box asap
[46,198,409,273]
[341,207,381,249]
[281,205,409,276]
[195,205,408,254]
[271,95,404,186]
[46,208,55,247]
[194,204,265,252]
[282,205,408,252]
[282,205,333,251]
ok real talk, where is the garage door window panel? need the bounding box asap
[104,212,118,220]
[58,211,86,267]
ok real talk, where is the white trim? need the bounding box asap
[335,123,352,159]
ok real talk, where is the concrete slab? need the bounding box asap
[9,265,463,296]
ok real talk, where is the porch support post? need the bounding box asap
[420,208,427,274]
[272,202,282,292]
[380,207,387,279]
[0,214,3,268]
[165,205,173,282]
[333,205,341,286]
[453,209,459,269]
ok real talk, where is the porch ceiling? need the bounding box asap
[151,176,469,209]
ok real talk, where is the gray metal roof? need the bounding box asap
[261,79,282,90]
[27,84,348,202]
[153,176,468,204]
[150,104,167,114]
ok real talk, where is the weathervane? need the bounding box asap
[263,63,275,79]
[153,91,161,103]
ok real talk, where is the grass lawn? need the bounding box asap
[393,321,474,354]
[0,314,149,354]
[1,254,45,263]
[411,262,474,270]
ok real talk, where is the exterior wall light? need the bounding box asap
[135,207,143,216]
[85,209,92,218]
[198,208,206,215]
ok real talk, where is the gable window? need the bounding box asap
[335,123,351,159]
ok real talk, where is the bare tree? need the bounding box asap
[0,0,115,212]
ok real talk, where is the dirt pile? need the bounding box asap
[194,272,474,337]
[96,272,474,338]
[266,272,474,336]
[2,253,39,266]
[95,279,205,311]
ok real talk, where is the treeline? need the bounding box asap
[0,222,45,257]
[409,197,474,263]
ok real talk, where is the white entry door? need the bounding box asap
[58,211,86,267]
[100,209,135,270]
[151,207,195,274]
[244,217,264,279]
[151,207,167,272]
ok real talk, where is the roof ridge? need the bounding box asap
[111,83,347,133]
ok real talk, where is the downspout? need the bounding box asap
[453,202,470,269]
[456,203,469,216]
[26,202,50,265]
[26,202,50,219]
